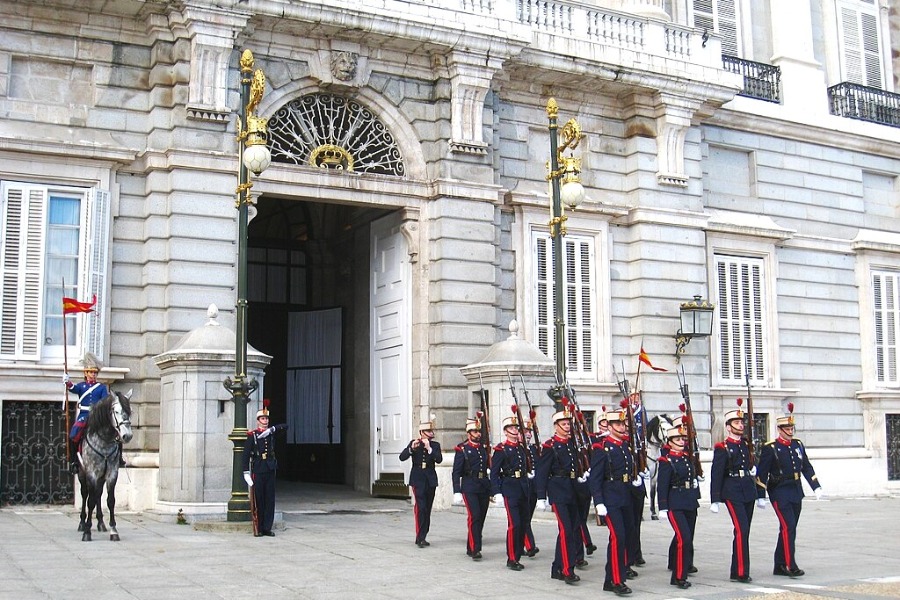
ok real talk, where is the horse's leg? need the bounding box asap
[108,475,120,541]
[78,471,88,532]
[650,473,659,520]
[82,483,97,541]
[96,478,107,533]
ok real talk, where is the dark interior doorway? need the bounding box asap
[246,196,390,485]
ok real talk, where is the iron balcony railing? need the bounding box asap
[828,82,900,128]
[721,55,781,103]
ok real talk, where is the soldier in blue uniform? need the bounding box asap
[242,401,288,537]
[573,409,597,567]
[400,417,442,548]
[589,407,635,596]
[657,423,700,590]
[521,419,540,558]
[756,404,823,578]
[491,413,530,571]
[452,416,491,560]
[709,401,764,582]
[535,408,582,585]
[628,396,650,569]
[65,352,114,473]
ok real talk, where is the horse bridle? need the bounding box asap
[109,394,131,441]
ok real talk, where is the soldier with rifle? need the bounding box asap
[615,364,649,573]
[242,399,289,537]
[399,416,442,548]
[521,416,540,558]
[565,392,597,566]
[451,414,491,560]
[535,405,583,585]
[657,421,700,590]
[589,404,635,596]
[490,406,530,571]
[709,398,763,583]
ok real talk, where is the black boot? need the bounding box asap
[68,441,80,474]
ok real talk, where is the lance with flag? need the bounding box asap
[61,290,96,465]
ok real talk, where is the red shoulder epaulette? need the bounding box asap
[455,443,465,451]
[542,439,554,449]
[658,455,669,463]
[714,442,726,450]
[494,443,504,451]
[591,442,604,450]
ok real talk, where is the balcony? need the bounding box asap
[721,55,781,103]
[828,82,900,128]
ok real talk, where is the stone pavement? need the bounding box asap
[1,483,899,600]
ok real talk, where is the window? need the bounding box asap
[534,231,595,376]
[836,0,884,89]
[715,253,767,383]
[873,270,900,385]
[693,0,741,57]
[0,181,109,361]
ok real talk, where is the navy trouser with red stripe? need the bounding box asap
[772,498,802,570]
[523,487,538,553]
[725,499,755,579]
[463,491,490,554]
[411,485,436,544]
[550,499,581,577]
[604,504,634,586]
[666,509,696,582]
[502,494,527,562]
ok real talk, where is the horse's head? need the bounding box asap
[111,389,134,444]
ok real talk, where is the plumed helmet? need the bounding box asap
[81,352,103,372]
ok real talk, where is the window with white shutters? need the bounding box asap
[715,254,766,383]
[0,181,109,361]
[836,0,884,89]
[873,271,900,386]
[693,0,741,57]
[533,231,595,376]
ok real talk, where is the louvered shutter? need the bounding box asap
[837,0,884,89]
[533,231,596,376]
[716,254,766,382]
[83,188,110,358]
[693,0,740,57]
[0,183,47,359]
[873,271,899,384]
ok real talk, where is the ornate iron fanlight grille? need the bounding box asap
[267,93,405,176]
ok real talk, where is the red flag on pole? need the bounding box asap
[638,346,667,372]
[62,295,96,314]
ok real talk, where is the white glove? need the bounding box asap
[659,509,668,520]
[595,503,608,517]
[710,502,720,514]
[527,471,535,479]
[691,479,699,489]
[452,493,463,506]
[243,471,253,488]
[632,478,644,487]
[577,470,590,483]
[749,466,757,477]
[493,493,504,508]
[62,372,71,384]
[640,468,651,479]
[814,487,824,500]
[698,475,706,482]
[536,499,549,512]
[756,498,767,509]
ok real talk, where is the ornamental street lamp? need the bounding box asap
[674,295,715,362]
[546,98,585,404]
[223,49,271,522]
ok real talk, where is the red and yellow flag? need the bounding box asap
[62,295,96,314]
[638,346,667,372]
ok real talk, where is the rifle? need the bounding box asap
[478,372,492,458]
[677,365,704,478]
[614,363,643,477]
[519,374,541,449]
[507,370,533,471]
[744,359,756,465]
[249,484,259,536]
[559,378,591,478]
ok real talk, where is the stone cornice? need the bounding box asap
[0,137,137,164]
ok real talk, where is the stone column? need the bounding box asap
[769,0,828,113]
[153,305,272,518]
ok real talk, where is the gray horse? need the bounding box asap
[75,390,133,541]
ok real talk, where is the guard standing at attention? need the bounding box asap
[589,406,635,597]
[399,416,443,548]
[756,403,823,578]
[535,408,582,585]
[657,422,700,590]
[452,416,491,560]
[709,399,763,582]
[242,399,288,537]
[490,410,530,571]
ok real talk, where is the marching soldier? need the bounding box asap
[709,399,763,582]
[521,420,540,558]
[65,352,116,473]
[535,408,582,585]
[628,395,649,569]
[756,403,823,578]
[574,413,597,565]
[242,400,288,537]
[490,412,530,571]
[452,416,491,560]
[657,422,700,590]
[399,417,443,548]
[589,407,635,596]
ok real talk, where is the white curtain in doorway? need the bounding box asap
[286,308,342,444]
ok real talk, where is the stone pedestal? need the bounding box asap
[152,305,272,517]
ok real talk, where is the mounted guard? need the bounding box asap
[65,352,123,473]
